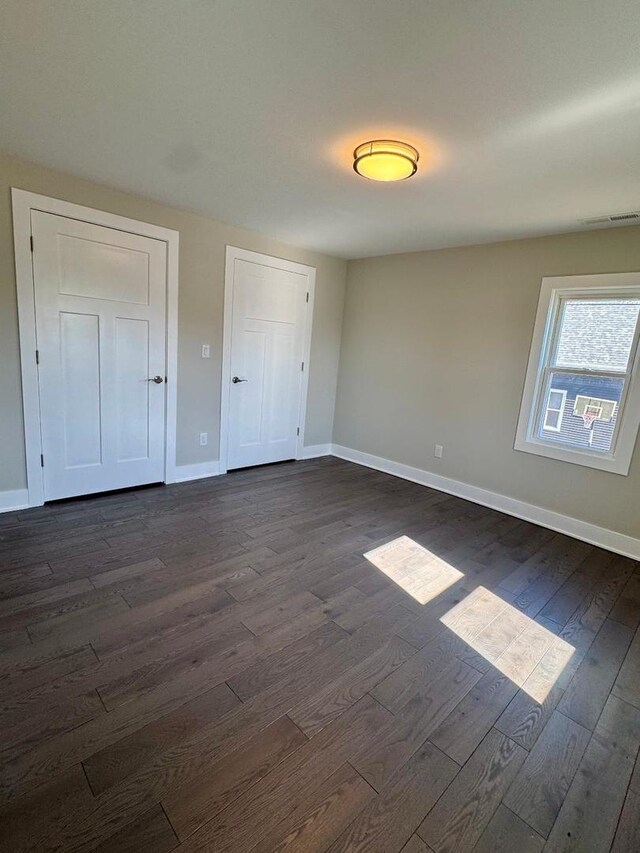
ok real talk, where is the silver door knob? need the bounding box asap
[232,376,248,384]
[147,375,164,384]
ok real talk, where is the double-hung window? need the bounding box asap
[515,273,640,475]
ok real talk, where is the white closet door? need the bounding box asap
[32,211,167,500]
[227,258,307,469]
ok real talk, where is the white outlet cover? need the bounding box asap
[434,444,443,458]
[201,344,210,358]
[200,432,208,446]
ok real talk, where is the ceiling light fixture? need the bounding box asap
[353,139,419,182]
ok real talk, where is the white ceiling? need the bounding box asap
[2,1,640,259]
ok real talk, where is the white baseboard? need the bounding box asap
[299,444,333,460]
[173,460,223,483]
[331,444,640,562]
[0,489,30,514]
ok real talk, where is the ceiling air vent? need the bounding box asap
[609,212,640,221]
[581,211,640,225]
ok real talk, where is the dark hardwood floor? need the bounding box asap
[0,457,639,852]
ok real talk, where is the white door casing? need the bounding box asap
[221,247,315,472]
[32,212,167,500]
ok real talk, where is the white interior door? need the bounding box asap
[32,211,167,500]
[227,257,308,469]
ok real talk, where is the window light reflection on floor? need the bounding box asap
[363,536,574,703]
[363,535,464,605]
[441,587,574,703]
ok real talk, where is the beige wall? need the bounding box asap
[0,150,346,493]
[335,228,640,539]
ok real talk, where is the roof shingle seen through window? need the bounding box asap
[555,299,640,372]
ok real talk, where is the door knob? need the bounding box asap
[232,376,248,384]
[147,375,164,384]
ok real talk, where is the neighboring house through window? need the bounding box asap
[515,273,640,475]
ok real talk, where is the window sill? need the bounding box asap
[514,435,631,475]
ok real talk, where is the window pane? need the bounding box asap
[555,298,640,372]
[536,371,624,452]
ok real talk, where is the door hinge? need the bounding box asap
[306,292,309,303]
[301,361,304,372]
[35,349,39,365]
[30,235,34,253]
[40,453,44,468]
[297,427,300,436]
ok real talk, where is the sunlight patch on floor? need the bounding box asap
[363,535,464,605]
[441,586,574,702]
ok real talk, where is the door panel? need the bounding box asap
[227,258,308,469]
[269,332,296,442]
[32,211,167,500]
[60,312,102,468]
[115,318,150,462]
[58,234,150,304]
[237,330,266,448]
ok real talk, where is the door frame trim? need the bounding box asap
[220,245,316,474]
[12,188,180,507]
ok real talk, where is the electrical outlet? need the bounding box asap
[201,344,210,358]
[200,432,208,446]
[434,444,443,458]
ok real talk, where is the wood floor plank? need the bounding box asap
[557,617,633,730]
[172,695,389,853]
[1,688,105,760]
[83,682,240,794]
[612,627,640,709]
[494,680,565,750]
[502,710,590,837]
[162,715,307,840]
[611,789,640,853]
[226,620,348,701]
[90,804,178,853]
[371,630,475,715]
[0,764,94,853]
[544,695,640,853]
[289,635,416,737]
[352,659,482,790]
[96,619,254,709]
[251,761,375,853]
[401,836,433,853]
[0,627,31,652]
[325,743,458,853]
[429,666,519,765]
[416,729,526,853]
[470,804,544,853]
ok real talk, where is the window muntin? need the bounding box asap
[515,274,640,475]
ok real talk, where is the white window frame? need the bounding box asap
[542,388,567,433]
[515,273,640,475]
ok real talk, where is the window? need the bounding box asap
[543,389,566,432]
[515,273,640,475]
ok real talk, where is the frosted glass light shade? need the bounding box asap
[353,140,419,181]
